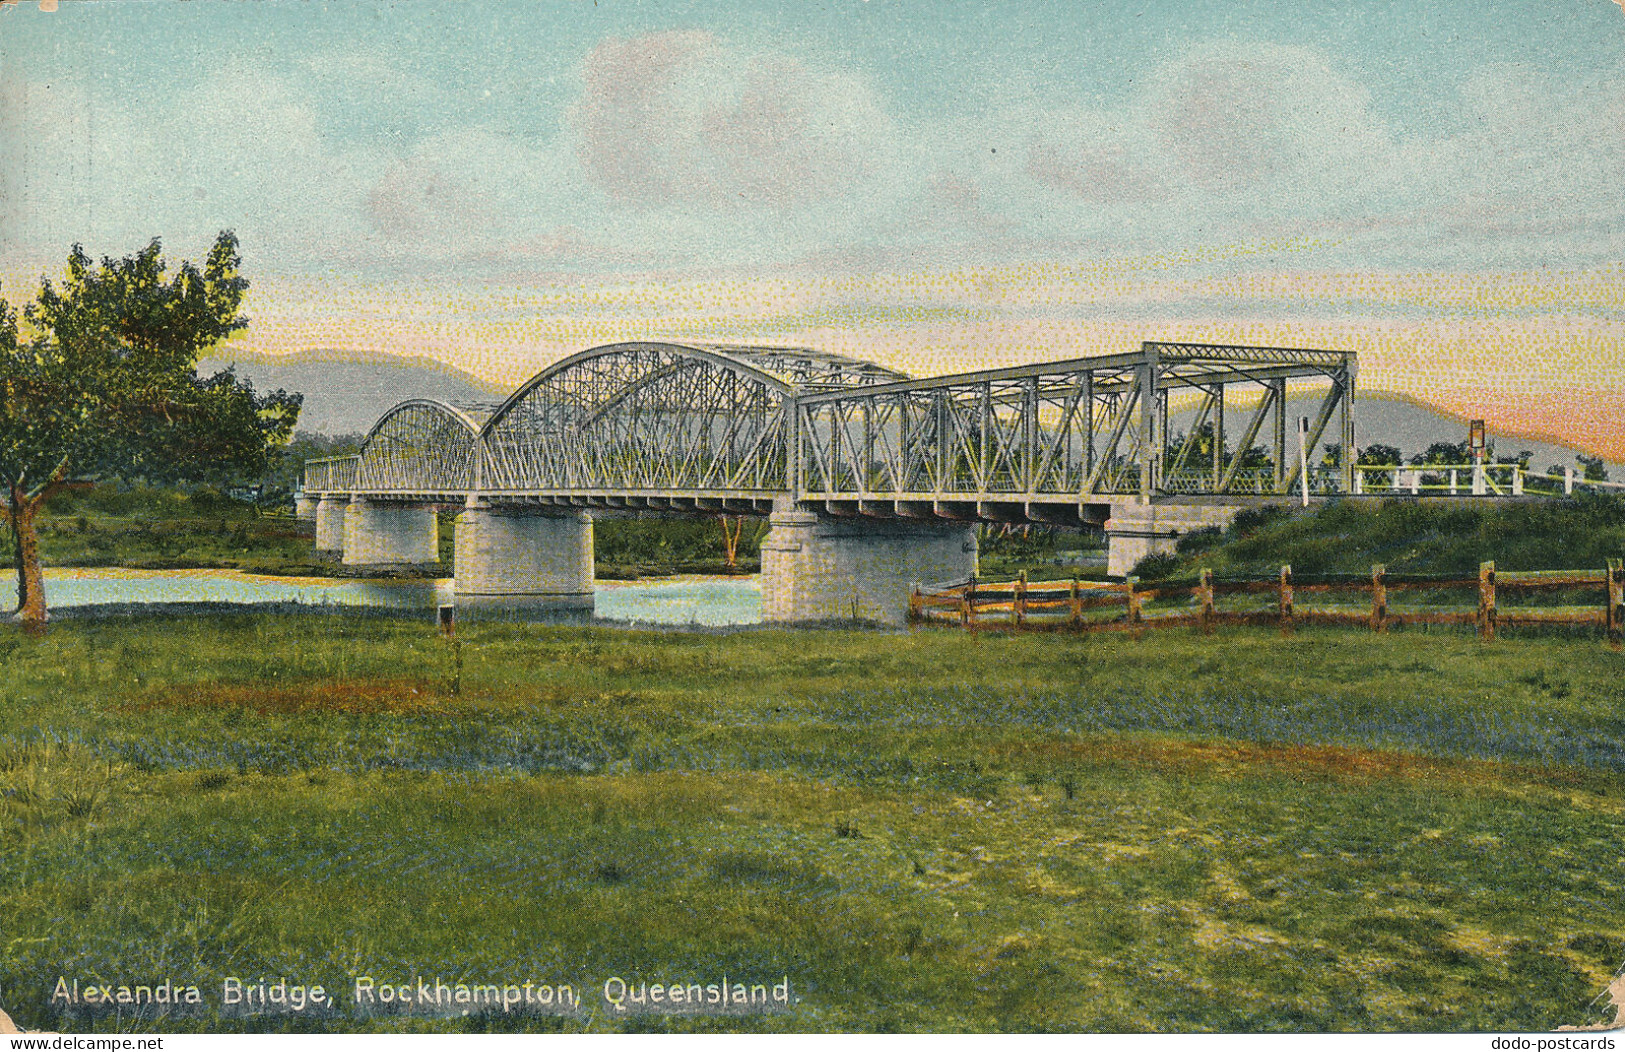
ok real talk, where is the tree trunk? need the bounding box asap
[11,492,47,624]
[7,488,26,617]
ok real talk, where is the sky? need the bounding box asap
[2,0,1623,456]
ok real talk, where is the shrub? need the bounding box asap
[185,486,236,514]
[1227,503,1292,537]
[1131,551,1181,580]
[1175,525,1223,554]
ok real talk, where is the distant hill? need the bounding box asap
[200,349,1621,477]
[1175,391,1622,477]
[196,350,507,437]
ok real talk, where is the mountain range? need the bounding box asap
[200,349,1621,476]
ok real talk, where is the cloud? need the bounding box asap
[572,30,897,211]
[7,24,1624,280]
[1018,42,1402,222]
[365,156,487,243]
[1021,108,1167,206]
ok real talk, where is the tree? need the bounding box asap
[1577,454,1609,482]
[1409,440,1471,486]
[1410,440,1471,466]
[1163,421,1273,487]
[1,232,301,623]
[1355,443,1403,488]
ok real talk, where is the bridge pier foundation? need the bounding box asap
[342,499,441,566]
[760,507,977,625]
[294,494,318,523]
[453,503,594,616]
[314,496,349,554]
[1105,503,1243,577]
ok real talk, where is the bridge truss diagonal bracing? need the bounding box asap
[792,342,1356,511]
[481,343,790,499]
[302,340,1358,520]
[354,399,490,501]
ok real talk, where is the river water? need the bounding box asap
[0,568,762,626]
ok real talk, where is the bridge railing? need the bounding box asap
[303,454,360,493]
[1350,463,1625,497]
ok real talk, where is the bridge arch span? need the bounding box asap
[355,398,487,497]
[480,341,897,496]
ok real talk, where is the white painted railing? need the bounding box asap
[1350,463,1624,497]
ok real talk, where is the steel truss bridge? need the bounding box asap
[303,340,1357,525]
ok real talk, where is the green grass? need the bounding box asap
[22,510,334,576]
[1,615,1623,1032]
[1150,494,1625,580]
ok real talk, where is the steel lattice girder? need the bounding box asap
[792,342,1356,499]
[302,454,359,493]
[353,399,488,497]
[306,339,1357,505]
[478,342,905,498]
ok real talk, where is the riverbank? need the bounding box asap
[2,613,1622,1032]
[14,505,762,581]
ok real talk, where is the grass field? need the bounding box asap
[2,614,1623,1033]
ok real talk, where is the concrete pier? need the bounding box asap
[453,503,594,615]
[314,496,349,554]
[341,499,441,566]
[1104,502,1242,577]
[294,494,318,523]
[760,507,978,625]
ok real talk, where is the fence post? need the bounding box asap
[1607,558,1623,648]
[1127,576,1143,624]
[1278,564,1294,635]
[1512,468,1524,496]
[909,584,922,624]
[1014,570,1027,627]
[963,577,977,629]
[1566,466,1575,495]
[1069,573,1081,628]
[1450,468,1459,495]
[1370,564,1387,633]
[1199,567,1214,635]
[1478,561,1496,641]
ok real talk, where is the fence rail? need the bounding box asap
[1349,462,1625,497]
[910,560,1625,644]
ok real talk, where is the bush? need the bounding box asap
[1226,503,1292,537]
[1175,526,1223,555]
[185,486,237,514]
[1131,551,1181,580]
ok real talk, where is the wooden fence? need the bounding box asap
[909,560,1625,644]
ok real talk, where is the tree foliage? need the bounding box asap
[1,232,301,622]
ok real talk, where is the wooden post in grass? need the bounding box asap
[1069,573,1081,628]
[1371,564,1388,634]
[1198,568,1215,635]
[1127,576,1143,624]
[909,584,922,624]
[964,577,977,629]
[1014,570,1027,627]
[1478,561,1497,641]
[1278,564,1295,636]
[1607,558,1623,648]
